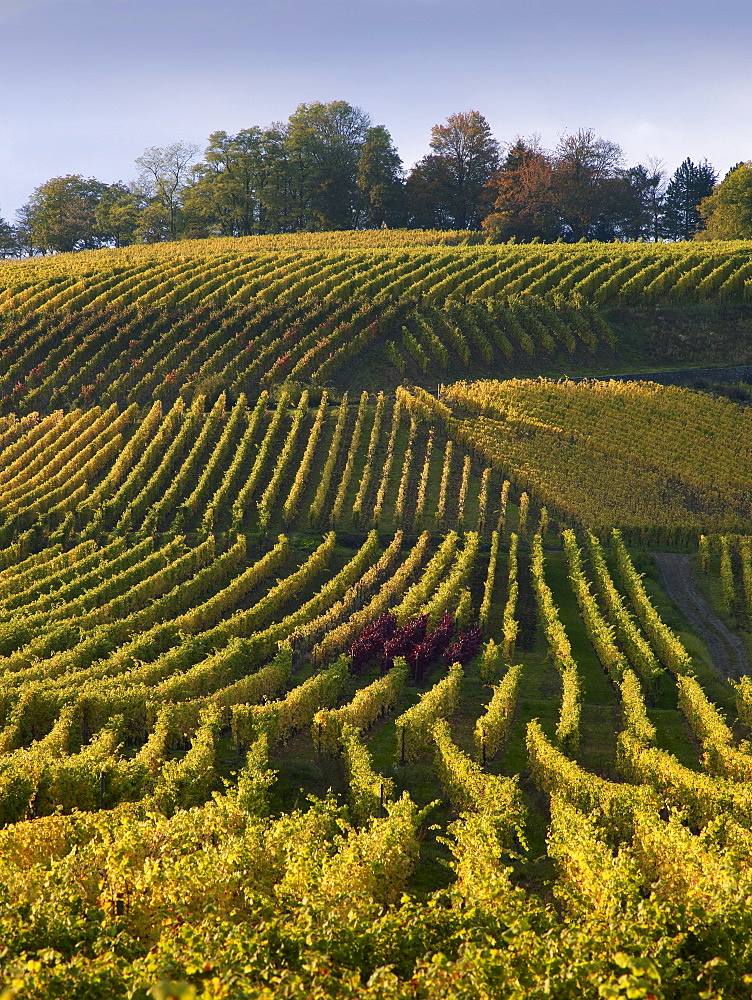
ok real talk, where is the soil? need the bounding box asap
[652,551,748,680]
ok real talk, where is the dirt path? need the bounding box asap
[653,552,748,680]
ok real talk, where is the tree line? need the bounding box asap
[1,101,749,256]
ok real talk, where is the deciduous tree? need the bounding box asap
[184,128,269,237]
[356,125,405,228]
[484,131,640,242]
[696,162,752,240]
[18,174,110,253]
[135,141,200,240]
[553,129,631,240]
[94,182,140,247]
[286,101,372,230]
[0,211,17,258]
[405,155,454,229]
[482,138,559,240]
[407,111,499,229]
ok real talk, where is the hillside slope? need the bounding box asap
[1,236,752,412]
[0,236,752,996]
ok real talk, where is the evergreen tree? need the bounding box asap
[621,161,665,241]
[661,158,716,240]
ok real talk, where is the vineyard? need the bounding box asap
[2,236,752,414]
[0,235,751,998]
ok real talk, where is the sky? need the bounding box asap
[1,0,750,219]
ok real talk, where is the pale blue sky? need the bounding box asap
[1,0,750,219]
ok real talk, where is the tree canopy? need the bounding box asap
[482,131,664,243]
[696,162,752,240]
[407,111,499,229]
[135,142,200,241]
[17,175,113,254]
[481,139,558,240]
[356,126,406,228]
[183,103,403,235]
[660,158,716,241]
[0,210,16,257]
[3,102,742,255]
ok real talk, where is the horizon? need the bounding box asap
[2,0,750,221]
